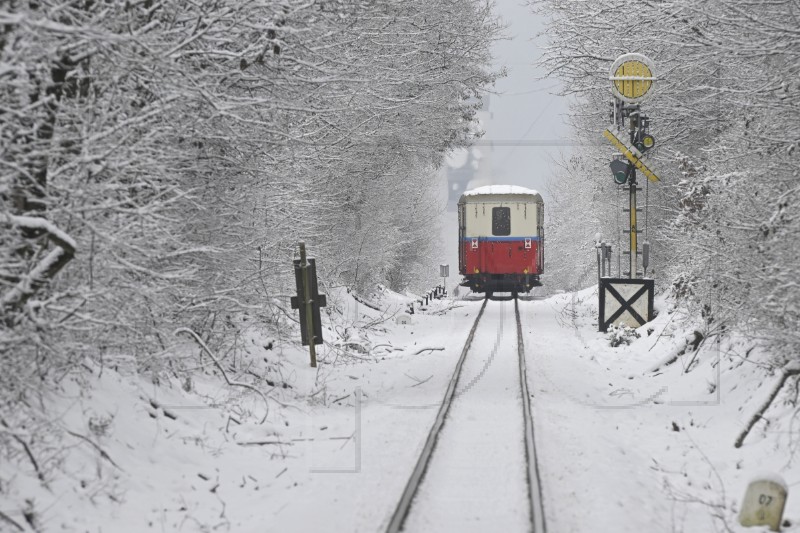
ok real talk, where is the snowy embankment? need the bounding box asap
[525,287,799,533]
[1,287,474,532]
[2,286,798,532]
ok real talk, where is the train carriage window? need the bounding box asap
[492,207,511,236]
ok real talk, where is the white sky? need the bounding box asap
[481,0,570,199]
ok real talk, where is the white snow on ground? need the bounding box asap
[2,286,799,532]
[522,288,799,533]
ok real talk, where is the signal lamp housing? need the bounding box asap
[636,134,656,152]
[610,159,631,185]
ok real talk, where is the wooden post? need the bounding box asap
[596,240,602,286]
[299,242,317,367]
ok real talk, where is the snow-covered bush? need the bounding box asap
[607,324,641,348]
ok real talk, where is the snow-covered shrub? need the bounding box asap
[607,324,641,348]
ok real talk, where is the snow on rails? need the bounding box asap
[385,297,546,533]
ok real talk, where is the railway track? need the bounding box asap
[386,296,546,533]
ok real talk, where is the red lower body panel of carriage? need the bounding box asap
[459,237,542,294]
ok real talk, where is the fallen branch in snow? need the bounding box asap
[175,328,269,424]
[648,310,678,352]
[404,373,433,387]
[13,433,43,482]
[0,509,24,532]
[414,347,445,355]
[734,361,800,448]
[352,293,382,312]
[225,416,241,433]
[372,343,402,352]
[0,214,76,311]
[236,440,293,446]
[65,429,123,471]
[349,295,403,329]
[429,303,463,316]
[1,418,44,483]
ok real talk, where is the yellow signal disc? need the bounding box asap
[614,60,652,100]
[609,53,656,103]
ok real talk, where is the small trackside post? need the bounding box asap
[595,234,602,286]
[300,243,316,367]
[440,264,449,297]
[291,242,327,367]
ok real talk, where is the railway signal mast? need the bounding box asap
[604,53,660,279]
[597,53,659,332]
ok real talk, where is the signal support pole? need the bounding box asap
[628,105,638,280]
[629,171,638,279]
[299,242,317,367]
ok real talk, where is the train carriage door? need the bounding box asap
[537,201,545,273]
[491,205,511,272]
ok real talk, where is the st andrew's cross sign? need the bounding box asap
[598,277,654,332]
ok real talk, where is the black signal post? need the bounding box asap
[291,242,326,367]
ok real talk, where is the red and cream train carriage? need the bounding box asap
[458,185,544,295]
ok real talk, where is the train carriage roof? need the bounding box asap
[459,185,543,204]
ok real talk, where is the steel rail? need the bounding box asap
[385,297,547,533]
[516,298,547,533]
[385,298,489,533]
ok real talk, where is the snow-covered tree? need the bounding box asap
[531,0,799,367]
[0,0,503,477]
